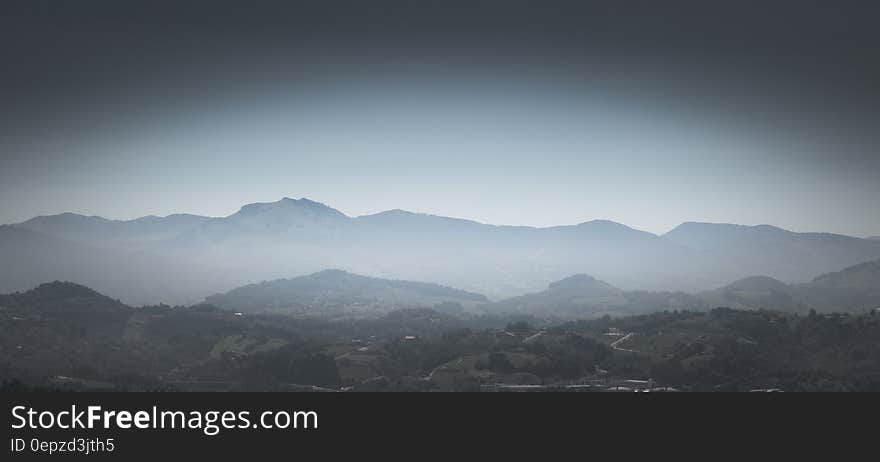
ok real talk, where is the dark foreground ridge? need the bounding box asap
[3,279,880,392]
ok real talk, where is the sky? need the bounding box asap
[2,1,879,237]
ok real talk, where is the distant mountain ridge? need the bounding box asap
[19,212,210,248]
[489,273,706,318]
[0,225,236,305]
[485,257,880,318]
[795,259,880,312]
[699,259,880,313]
[4,197,880,304]
[663,221,880,281]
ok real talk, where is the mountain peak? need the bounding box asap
[549,273,597,286]
[371,209,416,217]
[308,268,354,279]
[232,197,348,220]
[753,224,786,232]
[22,212,112,225]
[665,221,792,235]
[27,281,105,300]
[577,219,630,229]
[665,221,739,235]
[548,273,620,293]
[722,275,789,292]
[281,196,323,206]
[354,209,483,229]
[570,219,659,240]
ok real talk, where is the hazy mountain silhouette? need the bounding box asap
[0,225,233,305]
[697,260,880,313]
[699,275,803,312]
[0,281,130,319]
[4,197,880,304]
[487,274,706,318]
[205,269,488,316]
[664,222,880,285]
[794,259,880,312]
[488,274,626,317]
[203,197,346,237]
[488,258,880,318]
[18,212,209,248]
[3,258,877,324]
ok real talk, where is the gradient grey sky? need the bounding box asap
[2,1,879,236]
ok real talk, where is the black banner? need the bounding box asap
[2,392,875,459]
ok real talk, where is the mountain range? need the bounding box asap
[4,197,880,305]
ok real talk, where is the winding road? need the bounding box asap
[610,332,639,353]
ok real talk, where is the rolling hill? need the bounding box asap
[699,259,880,313]
[204,269,488,317]
[488,274,706,318]
[699,275,803,312]
[489,258,880,318]
[794,259,880,312]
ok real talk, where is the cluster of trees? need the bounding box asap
[620,308,880,391]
